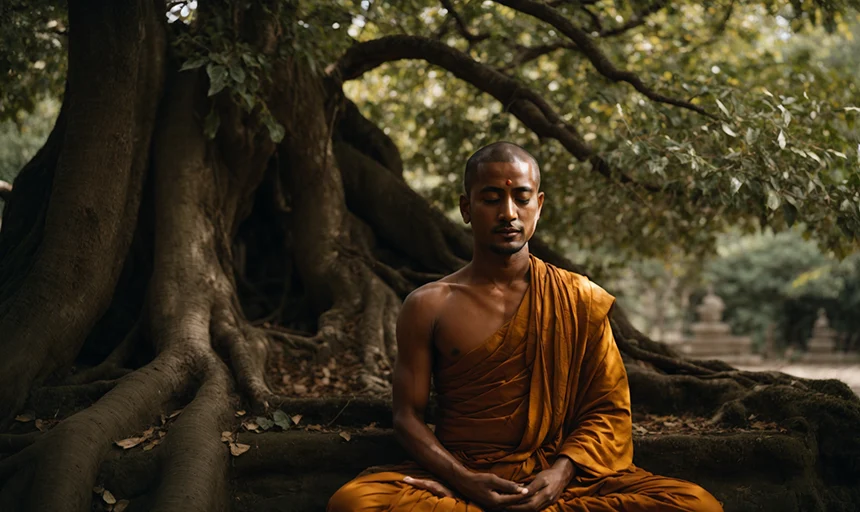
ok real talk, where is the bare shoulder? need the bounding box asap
[400,280,451,320]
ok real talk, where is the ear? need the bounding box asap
[459,193,471,224]
[536,191,545,221]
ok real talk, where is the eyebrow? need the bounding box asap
[478,185,534,193]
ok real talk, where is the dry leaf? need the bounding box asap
[114,499,130,512]
[142,439,162,451]
[339,431,351,442]
[103,490,117,505]
[168,409,183,419]
[281,374,291,385]
[14,413,34,423]
[290,414,302,426]
[242,421,260,432]
[34,419,47,432]
[235,409,246,417]
[306,424,322,431]
[229,442,250,456]
[115,437,144,450]
[220,431,233,443]
[93,485,105,494]
[293,383,308,394]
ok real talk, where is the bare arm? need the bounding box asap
[391,287,529,507]
[391,288,469,483]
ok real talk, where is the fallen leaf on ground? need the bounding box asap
[306,424,322,431]
[14,413,34,423]
[114,499,130,512]
[221,431,233,443]
[291,414,303,426]
[93,485,105,494]
[242,420,260,432]
[115,437,145,450]
[103,489,117,505]
[142,439,162,451]
[168,409,183,419]
[339,431,351,442]
[256,416,275,430]
[273,410,291,429]
[34,419,47,432]
[229,442,250,456]
[235,409,246,417]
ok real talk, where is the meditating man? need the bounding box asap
[328,142,722,511]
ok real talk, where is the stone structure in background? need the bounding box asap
[800,309,859,363]
[678,287,762,365]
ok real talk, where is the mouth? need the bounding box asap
[494,228,522,237]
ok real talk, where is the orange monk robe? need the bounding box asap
[329,256,723,512]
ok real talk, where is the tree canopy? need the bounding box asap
[4,1,860,260]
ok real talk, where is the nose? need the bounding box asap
[498,197,517,222]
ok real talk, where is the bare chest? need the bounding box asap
[433,286,527,361]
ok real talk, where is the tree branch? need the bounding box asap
[493,0,717,119]
[598,0,668,37]
[439,0,491,44]
[330,35,655,190]
[501,40,578,71]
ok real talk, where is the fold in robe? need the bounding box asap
[329,256,722,511]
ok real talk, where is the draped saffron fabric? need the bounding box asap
[328,256,723,512]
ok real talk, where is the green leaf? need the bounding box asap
[203,108,220,139]
[264,115,285,143]
[207,64,229,97]
[256,416,275,431]
[715,98,730,117]
[180,57,208,72]
[744,128,759,145]
[730,177,743,194]
[721,123,737,137]
[229,62,246,84]
[238,89,255,110]
[273,410,290,430]
[766,189,781,211]
[777,130,786,149]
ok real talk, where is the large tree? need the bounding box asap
[0,1,859,511]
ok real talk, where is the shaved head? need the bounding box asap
[464,142,540,195]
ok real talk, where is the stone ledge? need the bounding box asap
[229,428,851,512]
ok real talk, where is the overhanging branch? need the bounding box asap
[330,35,655,191]
[493,0,717,120]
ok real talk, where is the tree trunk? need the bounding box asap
[0,2,858,511]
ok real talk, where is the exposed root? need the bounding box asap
[151,353,233,511]
[212,299,275,411]
[0,432,41,454]
[28,379,120,418]
[65,319,141,385]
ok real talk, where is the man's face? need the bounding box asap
[460,160,544,255]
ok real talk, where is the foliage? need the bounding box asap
[702,229,860,349]
[345,1,860,258]
[2,0,860,260]
[0,0,66,121]
[0,98,59,186]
